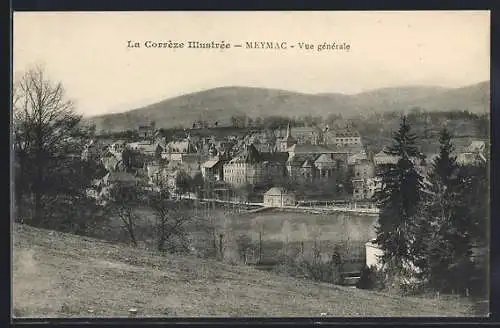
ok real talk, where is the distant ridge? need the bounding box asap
[85,81,489,132]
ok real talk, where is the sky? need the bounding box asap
[13,11,490,117]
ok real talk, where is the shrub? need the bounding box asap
[356,265,376,290]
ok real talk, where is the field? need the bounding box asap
[12,223,481,318]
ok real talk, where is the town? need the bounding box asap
[82,120,487,211]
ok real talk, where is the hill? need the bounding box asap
[85,81,490,132]
[12,223,477,317]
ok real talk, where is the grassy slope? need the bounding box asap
[13,223,475,318]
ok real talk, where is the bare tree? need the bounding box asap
[13,65,81,225]
[150,191,192,253]
[235,234,256,264]
[107,184,143,246]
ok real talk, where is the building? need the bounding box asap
[286,145,350,174]
[127,141,163,158]
[373,149,399,167]
[348,149,368,166]
[456,152,487,166]
[109,140,128,154]
[323,128,362,147]
[275,125,323,145]
[365,239,384,269]
[352,177,381,201]
[285,149,350,198]
[455,140,488,166]
[137,122,156,139]
[365,239,423,285]
[161,168,181,193]
[286,154,317,183]
[145,160,163,186]
[263,187,296,207]
[201,156,225,182]
[275,123,297,152]
[223,144,287,187]
[466,140,486,153]
[80,139,101,162]
[166,138,198,162]
[353,158,375,180]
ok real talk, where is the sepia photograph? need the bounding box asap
[12,11,490,318]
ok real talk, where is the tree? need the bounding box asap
[414,128,482,293]
[452,160,489,295]
[373,115,424,281]
[149,191,193,253]
[235,234,255,264]
[432,129,458,188]
[191,172,204,197]
[175,170,192,196]
[356,265,376,290]
[13,65,82,225]
[107,184,143,246]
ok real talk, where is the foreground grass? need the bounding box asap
[13,223,476,318]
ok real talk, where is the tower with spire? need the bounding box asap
[278,122,296,152]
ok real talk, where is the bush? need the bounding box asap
[356,265,376,290]
[356,265,386,291]
[273,256,343,285]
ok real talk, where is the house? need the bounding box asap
[365,239,423,286]
[145,160,163,185]
[456,152,487,166]
[373,149,399,166]
[286,145,350,176]
[137,122,155,139]
[466,140,486,153]
[263,187,296,207]
[223,144,265,187]
[127,141,163,158]
[275,125,323,145]
[223,144,287,187]
[80,139,101,162]
[323,128,362,147]
[454,140,488,166]
[365,239,384,269]
[202,156,225,181]
[109,140,127,153]
[348,149,368,165]
[286,154,317,183]
[353,158,375,180]
[166,138,198,162]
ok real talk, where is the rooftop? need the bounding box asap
[264,186,294,196]
[229,144,262,164]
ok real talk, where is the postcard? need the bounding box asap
[12,10,490,318]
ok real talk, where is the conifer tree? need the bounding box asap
[416,128,473,292]
[432,128,458,188]
[374,115,424,279]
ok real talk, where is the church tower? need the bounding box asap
[279,122,296,152]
